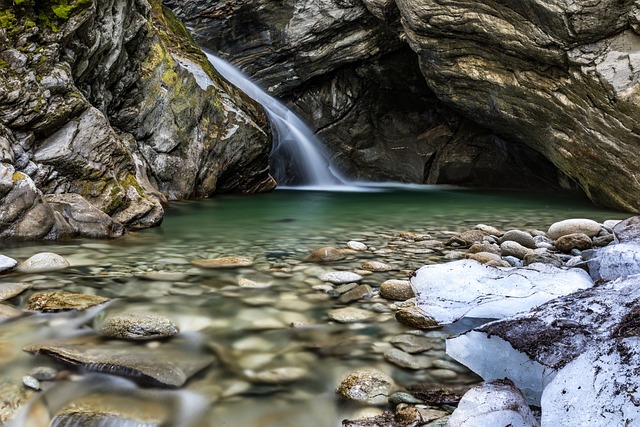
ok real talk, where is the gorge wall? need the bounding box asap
[168,0,640,212]
[0,0,274,239]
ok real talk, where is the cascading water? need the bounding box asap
[205,53,348,188]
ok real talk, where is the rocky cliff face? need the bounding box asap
[169,0,640,211]
[0,0,274,239]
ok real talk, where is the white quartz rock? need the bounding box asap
[448,379,539,427]
[410,260,593,324]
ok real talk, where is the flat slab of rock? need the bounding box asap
[26,291,109,312]
[327,307,375,323]
[190,256,253,269]
[0,283,30,301]
[547,218,601,239]
[448,379,539,427]
[97,312,179,340]
[16,252,70,273]
[411,260,593,325]
[446,274,640,404]
[320,271,362,284]
[24,337,215,387]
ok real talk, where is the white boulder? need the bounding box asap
[410,260,593,325]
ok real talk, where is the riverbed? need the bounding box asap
[0,186,626,426]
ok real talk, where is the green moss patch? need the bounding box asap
[50,0,91,20]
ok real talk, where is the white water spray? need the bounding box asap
[205,53,348,188]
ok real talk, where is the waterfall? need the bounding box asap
[205,53,348,188]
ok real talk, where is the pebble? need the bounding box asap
[327,307,375,323]
[305,247,350,262]
[191,256,254,269]
[499,241,534,259]
[465,243,500,255]
[475,224,501,235]
[347,241,368,251]
[388,391,425,405]
[22,375,40,390]
[320,271,363,284]
[390,334,435,353]
[247,367,308,384]
[336,369,395,405]
[0,255,17,273]
[0,283,30,301]
[468,252,508,266]
[383,348,432,369]
[337,285,373,304]
[361,261,397,272]
[16,252,70,273]
[379,280,414,301]
[97,312,179,340]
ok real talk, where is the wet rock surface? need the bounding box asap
[336,369,395,405]
[97,312,179,341]
[16,252,70,273]
[26,291,110,312]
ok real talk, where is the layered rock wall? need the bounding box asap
[0,0,274,239]
[170,0,640,211]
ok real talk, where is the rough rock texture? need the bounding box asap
[0,0,274,239]
[168,0,569,191]
[168,0,640,211]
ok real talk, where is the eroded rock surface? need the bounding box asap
[0,0,274,239]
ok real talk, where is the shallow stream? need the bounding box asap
[0,186,626,426]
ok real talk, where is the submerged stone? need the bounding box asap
[23,337,215,387]
[305,247,350,262]
[26,291,109,312]
[0,283,30,302]
[97,312,179,341]
[320,271,363,284]
[190,256,253,269]
[16,253,70,273]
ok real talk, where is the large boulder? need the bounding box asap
[0,0,275,239]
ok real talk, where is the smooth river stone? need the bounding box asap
[305,247,351,262]
[347,241,368,251]
[548,218,601,239]
[97,312,179,340]
[26,291,110,312]
[0,255,17,273]
[23,337,215,387]
[327,307,375,323]
[190,256,253,269]
[320,271,363,284]
[16,252,70,273]
[379,280,414,301]
[361,261,398,272]
[0,283,30,301]
[246,367,308,384]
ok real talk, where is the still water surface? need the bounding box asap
[0,187,626,426]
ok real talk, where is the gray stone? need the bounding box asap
[22,375,40,391]
[246,367,308,384]
[347,241,368,251]
[327,307,375,323]
[337,284,373,304]
[336,369,395,405]
[16,252,70,273]
[613,216,640,243]
[390,334,435,353]
[0,283,30,301]
[97,312,179,341]
[383,348,431,369]
[475,224,501,235]
[0,255,17,273]
[523,252,563,267]
[499,241,534,259]
[320,271,363,284]
[500,230,536,249]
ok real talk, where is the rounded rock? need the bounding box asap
[475,224,501,235]
[380,280,414,301]
[320,271,362,284]
[97,312,179,340]
[327,307,375,323]
[361,261,397,272]
[336,369,395,405]
[16,252,70,273]
[499,241,534,259]
[0,255,17,273]
[555,233,593,253]
[347,241,368,251]
[190,256,253,269]
[395,307,438,329]
[548,219,601,240]
[500,230,536,249]
[305,247,349,262]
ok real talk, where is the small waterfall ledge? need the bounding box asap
[205,53,349,189]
